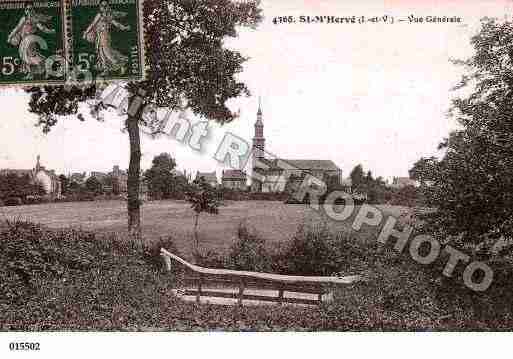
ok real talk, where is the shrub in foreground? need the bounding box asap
[3,220,513,331]
[277,223,369,276]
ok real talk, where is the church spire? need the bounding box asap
[257,96,262,117]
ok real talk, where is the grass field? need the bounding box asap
[0,200,411,255]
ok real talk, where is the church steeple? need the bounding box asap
[251,97,266,193]
[254,97,264,139]
[252,97,265,161]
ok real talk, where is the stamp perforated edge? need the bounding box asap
[66,0,147,87]
[0,0,68,88]
[0,0,147,88]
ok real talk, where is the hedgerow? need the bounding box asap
[1,220,512,330]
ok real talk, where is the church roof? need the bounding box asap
[222,169,246,180]
[282,159,340,171]
[263,159,340,171]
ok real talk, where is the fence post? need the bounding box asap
[238,278,245,306]
[196,274,203,304]
[317,285,323,305]
[162,254,172,272]
[278,284,284,305]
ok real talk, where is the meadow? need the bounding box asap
[0,200,411,256]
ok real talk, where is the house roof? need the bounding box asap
[391,177,418,187]
[222,169,246,180]
[0,169,33,176]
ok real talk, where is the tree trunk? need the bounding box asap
[194,213,199,253]
[127,110,142,243]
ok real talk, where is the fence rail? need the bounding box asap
[160,248,361,306]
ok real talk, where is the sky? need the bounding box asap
[1,0,513,182]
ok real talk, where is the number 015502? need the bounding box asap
[9,342,40,351]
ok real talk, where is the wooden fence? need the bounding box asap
[160,248,361,306]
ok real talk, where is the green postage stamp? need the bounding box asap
[0,0,66,86]
[0,0,145,86]
[68,0,145,83]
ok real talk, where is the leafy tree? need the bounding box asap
[144,153,177,199]
[409,156,438,186]
[58,174,69,195]
[0,174,44,200]
[85,176,103,195]
[416,18,513,253]
[365,170,373,184]
[186,177,219,253]
[349,164,365,191]
[25,0,262,242]
[68,180,83,193]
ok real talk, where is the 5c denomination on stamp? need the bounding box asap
[0,0,66,86]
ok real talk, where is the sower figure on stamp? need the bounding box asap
[83,0,131,76]
[7,3,56,80]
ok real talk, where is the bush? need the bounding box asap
[23,195,51,205]
[188,221,369,276]
[142,236,188,282]
[4,197,23,206]
[226,222,273,272]
[0,220,173,330]
[2,220,512,330]
[59,191,95,202]
[193,248,227,269]
[278,223,369,276]
[319,256,444,331]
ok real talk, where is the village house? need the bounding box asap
[87,165,150,198]
[110,165,128,193]
[390,177,418,189]
[221,170,247,191]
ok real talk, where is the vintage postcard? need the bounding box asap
[0,0,66,86]
[0,0,512,358]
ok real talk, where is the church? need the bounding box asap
[251,101,343,193]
